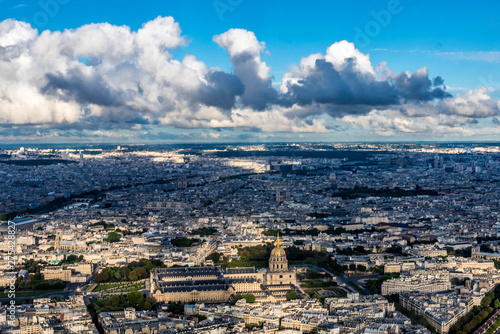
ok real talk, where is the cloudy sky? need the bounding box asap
[0,0,499,143]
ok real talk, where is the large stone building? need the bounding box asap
[381,272,451,295]
[41,266,89,283]
[150,266,233,303]
[471,247,500,261]
[384,262,416,274]
[399,291,475,334]
[99,307,245,334]
[151,233,297,303]
[54,234,88,251]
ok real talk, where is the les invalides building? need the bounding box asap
[150,233,298,303]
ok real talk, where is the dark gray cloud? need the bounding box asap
[214,29,278,110]
[197,71,244,110]
[232,56,278,110]
[433,76,445,87]
[284,58,450,111]
[286,59,398,107]
[394,70,450,101]
[42,69,128,107]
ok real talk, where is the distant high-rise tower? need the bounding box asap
[177,176,187,190]
[434,155,444,169]
[275,188,290,202]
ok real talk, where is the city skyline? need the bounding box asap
[1,1,499,143]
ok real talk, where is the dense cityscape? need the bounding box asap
[1,0,500,333]
[2,143,500,333]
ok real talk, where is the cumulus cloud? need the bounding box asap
[440,87,500,118]
[0,17,245,128]
[341,109,478,137]
[281,41,450,110]
[340,88,500,137]
[0,17,498,140]
[214,29,277,110]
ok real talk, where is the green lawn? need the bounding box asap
[0,290,63,298]
[330,287,348,297]
[94,282,145,293]
[303,287,347,303]
[301,279,338,289]
[94,284,117,292]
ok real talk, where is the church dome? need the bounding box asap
[270,245,286,257]
[270,232,287,258]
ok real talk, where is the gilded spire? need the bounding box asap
[276,231,280,248]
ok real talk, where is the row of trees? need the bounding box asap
[209,244,345,275]
[96,267,148,282]
[206,252,222,263]
[61,254,84,264]
[171,237,200,248]
[364,273,399,294]
[448,288,500,334]
[337,246,372,256]
[284,247,345,275]
[92,290,155,314]
[232,294,256,304]
[223,244,272,269]
[104,231,120,243]
[16,278,66,291]
[189,227,218,237]
[95,259,164,283]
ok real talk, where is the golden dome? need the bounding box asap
[271,246,286,257]
[270,232,286,257]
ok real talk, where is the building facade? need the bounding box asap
[381,273,451,295]
[151,233,297,303]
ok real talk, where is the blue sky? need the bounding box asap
[0,0,499,142]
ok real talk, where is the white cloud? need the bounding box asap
[325,40,375,77]
[440,87,500,118]
[0,17,499,140]
[340,92,500,138]
[0,19,36,46]
[214,29,276,110]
